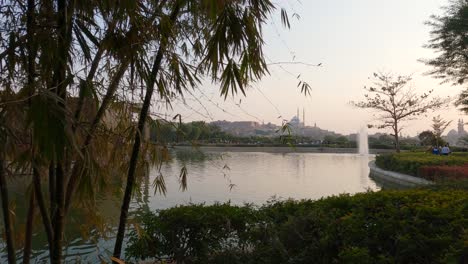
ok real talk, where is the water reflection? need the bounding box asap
[150,151,380,208]
[2,150,382,263]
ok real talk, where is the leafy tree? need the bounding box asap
[112,0,293,261]
[151,120,177,143]
[399,137,420,147]
[352,72,448,152]
[424,0,468,113]
[323,135,337,144]
[424,0,468,86]
[378,134,395,145]
[457,135,468,146]
[336,136,349,145]
[431,115,451,146]
[417,116,451,147]
[418,130,437,146]
[0,1,176,263]
[0,0,297,262]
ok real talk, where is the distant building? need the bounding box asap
[458,119,467,136]
[285,108,342,140]
[289,108,305,129]
[445,119,467,146]
[210,109,342,140]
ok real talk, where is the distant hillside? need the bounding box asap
[210,120,342,140]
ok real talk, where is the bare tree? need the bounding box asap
[352,72,449,152]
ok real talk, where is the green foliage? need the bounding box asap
[151,121,232,143]
[417,116,451,147]
[425,0,468,113]
[322,135,354,148]
[1,0,300,261]
[418,130,442,147]
[127,188,468,263]
[375,152,468,176]
[425,0,468,86]
[173,148,215,163]
[126,203,261,263]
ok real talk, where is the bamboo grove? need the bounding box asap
[0,0,291,263]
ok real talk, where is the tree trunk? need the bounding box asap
[24,1,36,262]
[52,164,64,264]
[33,167,54,262]
[112,48,164,261]
[48,162,55,216]
[112,5,181,261]
[394,122,400,153]
[22,191,35,264]
[0,158,16,264]
[51,0,72,262]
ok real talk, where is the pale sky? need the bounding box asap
[157,0,466,136]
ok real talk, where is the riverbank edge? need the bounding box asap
[369,160,433,186]
[173,146,394,154]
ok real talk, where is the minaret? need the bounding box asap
[458,119,465,136]
[303,108,305,127]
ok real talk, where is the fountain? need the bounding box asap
[358,127,369,155]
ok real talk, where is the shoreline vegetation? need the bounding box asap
[126,184,468,263]
[376,152,468,181]
[172,145,395,154]
[123,150,468,263]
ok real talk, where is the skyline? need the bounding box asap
[156,0,466,137]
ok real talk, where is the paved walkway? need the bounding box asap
[369,161,433,187]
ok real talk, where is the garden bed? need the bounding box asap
[419,165,468,181]
[375,152,468,180]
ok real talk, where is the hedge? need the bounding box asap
[375,152,468,176]
[126,187,468,263]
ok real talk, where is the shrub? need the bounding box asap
[125,203,262,263]
[126,188,468,263]
[375,152,468,176]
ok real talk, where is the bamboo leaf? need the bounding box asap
[110,257,125,264]
[75,19,100,46]
[179,166,188,191]
[281,8,290,29]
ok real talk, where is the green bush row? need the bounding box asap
[126,188,468,263]
[375,152,468,176]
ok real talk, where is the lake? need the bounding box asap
[1,148,383,263]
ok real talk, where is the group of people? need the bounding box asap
[431,145,451,155]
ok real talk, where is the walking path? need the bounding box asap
[368,161,433,187]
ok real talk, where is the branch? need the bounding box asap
[267,61,323,67]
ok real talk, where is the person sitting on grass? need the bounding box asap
[441,144,451,156]
[432,146,440,155]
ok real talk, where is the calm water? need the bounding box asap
[1,149,382,263]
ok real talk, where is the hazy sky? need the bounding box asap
[158,0,466,136]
